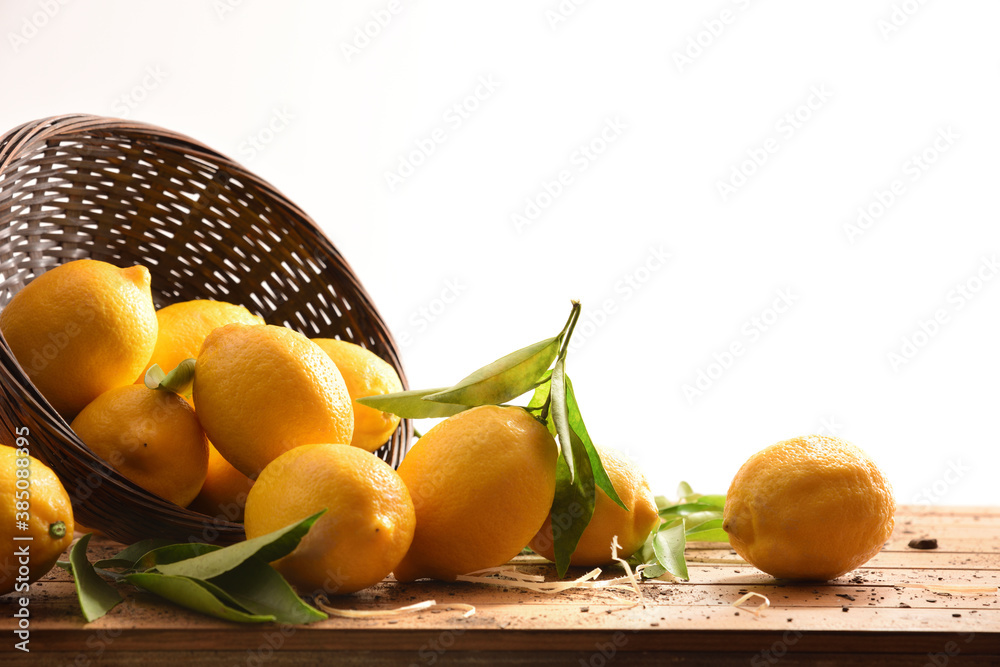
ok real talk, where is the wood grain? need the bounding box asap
[1,505,997,666]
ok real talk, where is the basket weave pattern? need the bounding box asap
[0,114,410,544]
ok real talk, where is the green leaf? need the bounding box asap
[697,494,726,509]
[209,557,327,624]
[124,572,276,623]
[155,510,325,580]
[145,359,196,395]
[652,520,689,581]
[526,371,555,435]
[654,495,673,511]
[69,533,124,622]
[549,428,596,578]
[188,576,256,613]
[680,510,722,532]
[639,562,668,579]
[658,502,723,521]
[93,538,176,570]
[636,486,730,578]
[356,388,468,419]
[422,335,561,407]
[550,356,574,479]
[135,543,222,571]
[685,519,729,544]
[565,375,625,510]
[632,530,668,578]
[143,364,166,389]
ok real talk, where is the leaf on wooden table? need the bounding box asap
[124,572,276,624]
[154,510,325,580]
[69,534,124,622]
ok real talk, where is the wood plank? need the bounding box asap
[893,515,1000,528]
[6,650,1000,667]
[19,578,999,618]
[8,509,998,665]
[883,535,1000,552]
[684,522,1000,551]
[682,549,1000,570]
[893,521,1000,543]
[678,565,1000,587]
[689,535,1000,552]
[896,506,1000,517]
[12,574,998,632]
[38,559,1000,590]
[8,607,999,653]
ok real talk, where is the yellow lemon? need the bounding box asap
[188,443,255,522]
[394,405,557,582]
[0,259,157,418]
[138,299,263,384]
[530,445,659,566]
[192,324,354,479]
[312,338,403,452]
[1,445,74,595]
[245,443,415,595]
[70,385,209,507]
[723,435,895,581]
[183,396,254,521]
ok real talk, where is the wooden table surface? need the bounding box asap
[3,505,998,666]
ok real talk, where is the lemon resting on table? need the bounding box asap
[723,434,895,581]
[245,443,415,595]
[530,444,660,567]
[0,446,74,595]
[393,405,558,583]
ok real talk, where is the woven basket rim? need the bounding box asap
[0,113,411,543]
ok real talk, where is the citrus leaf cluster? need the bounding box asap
[60,512,327,624]
[360,302,627,578]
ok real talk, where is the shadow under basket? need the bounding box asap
[0,114,411,545]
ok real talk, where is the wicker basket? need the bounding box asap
[0,114,410,545]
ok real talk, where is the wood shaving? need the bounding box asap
[457,537,644,605]
[610,536,644,606]
[462,567,546,583]
[457,567,630,594]
[731,591,770,617]
[442,603,477,618]
[315,597,476,619]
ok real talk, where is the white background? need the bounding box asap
[2,1,997,505]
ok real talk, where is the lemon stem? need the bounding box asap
[556,300,582,360]
[540,301,581,423]
[49,521,66,539]
[145,359,196,396]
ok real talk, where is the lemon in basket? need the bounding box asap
[70,384,209,507]
[137,299,264,388]
[188,442,255,521]
[192,324,354,479]
[723,435,895,581]
[312,338,403,452]
[0,259,158,418]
